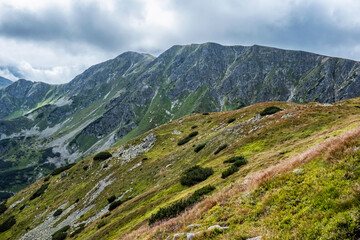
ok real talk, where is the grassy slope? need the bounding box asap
[1,98,360,239]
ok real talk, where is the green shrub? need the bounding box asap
[202,112,209,115]
[52,225,70,240]
[223,156,245,164]
[107,195,116,204]
[233,158,248,167]
[214,144,228,155]
[0,215,16,232]
[51,163,76,176]
[191,125,198,129]
[0,202,7,215]
[180,165,214,186]
[108,197,132,211]
[70,223,85,238]
[97,220,107,229]
[260,106,282,116]
[44,176,50,182]
[227,118,236,123]
[53,209,63,217]
[30,183,49,200]
[221,165,239,179]
[194,143,206,153]
[93,151,112,161]
[177,131,199,146]
[149,185,215,224]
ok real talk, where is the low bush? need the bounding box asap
[260,106,282,116]
[180,165,214,186]
[107,195,116,204]
[108,197,132,211]
[223,156,245,164]
[221,165,239,179]
[51,163,76,176]
[202,112,209,115]
[70,223,85,238]
[97,220,107,229]
[0,202,7,215]
[44,176,50,182]
[93,151,112,161]
[233,158,248,167]
[227,118,236,124]
[149,185,215,224]
[214,144,228,155]
[191,125,198,129]
[52,225,70,240]
[194,143,206,153]
[53,209,63,217]
[177,131,199,146]
[0,215,16,232]
[30,183,49,200]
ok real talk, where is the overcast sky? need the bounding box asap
[0,0,360,84]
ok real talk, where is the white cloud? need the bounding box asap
[0,0,360,84]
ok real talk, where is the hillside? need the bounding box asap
[0,98,359,239]
[1,43,360,196]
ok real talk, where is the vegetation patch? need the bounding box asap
[223,156,246,164]
[107,195,116,204]
[53,209,63,217]
[51,163,76,176]
[0,215,16,232]
[52,225,70,240]
[194,143,206,153]
[227,118,236,124]
[30,183,49,200]
[70,223,85,238]
[260,106,282,116]
[97,220,107,229]
[177,131,199,146]
[93,151,112,161]
[180,165,214,186]
[191,125,198,129]
[214,144,228,155]
[0,202,7,215]
[221,165,239,179]
[108,197,132,211]
[149,185,215,225]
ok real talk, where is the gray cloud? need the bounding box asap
[0,0,360,84]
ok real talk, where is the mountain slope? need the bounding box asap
[0,76,12,88]
[0,98,360,239]
[1,43,360,195]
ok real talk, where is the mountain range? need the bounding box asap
[1,42,360,197]
[0,77,12,88]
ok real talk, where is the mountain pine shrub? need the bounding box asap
[177,131,199,146]
[53,209,63,217]
[221,165,239,179]
[180,165,214,186]
[149,185,215,224]
[52,225,70,240]
[51,163,76,176]
[93,151,112,161]
[194,143,206,153]
[30,183,49,200]
[0,215,16,232]
[227,118,236,123]
[214,144,228,155]
[260,106,282,116]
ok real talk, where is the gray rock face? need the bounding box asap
[2,43,360,193]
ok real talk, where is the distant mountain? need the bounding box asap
[0,43,360,194]
[0,76,12,88]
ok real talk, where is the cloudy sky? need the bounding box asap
[0,0,360,84]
